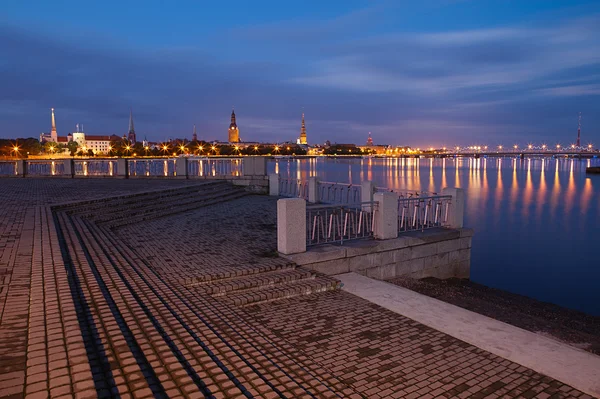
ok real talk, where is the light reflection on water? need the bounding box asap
[269,157,600,316]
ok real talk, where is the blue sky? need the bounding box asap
[1,0,599,147]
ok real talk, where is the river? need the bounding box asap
[268,156,600,316]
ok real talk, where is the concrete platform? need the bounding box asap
[337,272,600,398]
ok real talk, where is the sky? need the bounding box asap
[1,0,599,147]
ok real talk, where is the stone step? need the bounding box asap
[54,182,224,211]
[183,259,296,286]
[199,268,315,297]
[105,189,249,228]
[86,184,241,222]
[223,275,341,307]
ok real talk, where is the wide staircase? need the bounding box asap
[48,182,357,398]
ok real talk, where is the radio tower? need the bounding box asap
[576,112,581,147]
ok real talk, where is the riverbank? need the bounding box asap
[387,276,600,355]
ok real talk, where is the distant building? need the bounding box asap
[228,109,240,143]
[366,132,373,146]
[192,124,197,142]
[38,109,117,154]
[298,113,307,145]
[127,109,136,144]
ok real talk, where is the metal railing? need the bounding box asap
[187,157,243,177]
[74,160,117,176]
[307,201,377,246]
[128,159,175,177]
[398,195,452,233]
[318,181,361,204]
[375,186,432,197]
[279,177,309,199]
[0,161,17,176]
[27,160,65,176]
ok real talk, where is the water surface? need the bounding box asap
[269,157,600,316]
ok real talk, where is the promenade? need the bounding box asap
[0,179,593,398]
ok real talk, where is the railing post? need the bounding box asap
[176,157,188,179]
[117,158,128,179]
[242,156,266,176]
[269,173,280,196]
[16,160,26,177]
[442,187,465,228]
[308,177,319,203]
[361,180,375,210]
[277,198,306,254]
[374,192,399,240]
[63,159,74,178]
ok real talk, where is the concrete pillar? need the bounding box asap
[374,192,399,240]
[308,177,319,203]
[176,157,188,179]
[277,198,306,254]
[269,173,280,196]
[361,180,375,211]
[117,158,128,178]
[63,159,74,178]
[243,156,266,176]
[442,187,465,228]
[242,157,254,176]
[16,160,26,177]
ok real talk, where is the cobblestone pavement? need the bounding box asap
[0,178,594,398]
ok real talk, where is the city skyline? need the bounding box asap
[1,0,600,146]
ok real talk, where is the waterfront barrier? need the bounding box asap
[277,188,471,280]
[0,156,269,192]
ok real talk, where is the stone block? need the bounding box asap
[117,158,128,178]
[459,237,472,249]
[63,159,73,177]
[283,244,345,265]
[305,258,350,275]
[442,187,465,228]
[308,177,319,203]
[269,173,280,196]
[374,192,398,240]
[437,239,460,254]
[459,228,475,238]
[410,243,437,260]
[175,157,188,178]
[348,253,377,272]
[343,239,382,257]
[277,198,306,255]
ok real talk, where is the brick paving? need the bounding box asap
[0,178,594,398]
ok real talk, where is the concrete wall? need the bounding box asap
[283,228,473,280]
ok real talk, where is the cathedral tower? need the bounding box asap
[128,108,136,143]
[299,112,307,145]
[228,108,240,143]
[50,108,58,142]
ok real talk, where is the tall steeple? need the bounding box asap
[228,108,240,143]
[50,108,58,142]
[192,124,197,142]
[128,108,136,143]
[366,132,374,146]
[299,112,307,145]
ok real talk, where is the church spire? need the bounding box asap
[228,107,240,143]
[299,112,307,144]
[128,108,136,143]
[50,108,58,142]
[192,124,197,142]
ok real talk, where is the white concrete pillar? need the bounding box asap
[63,159,73,177]
[374,192,399,240]
[269,173,280,196]
[361,180,375,204]
[176,157,188,179]
[277,198,306,254]
[244,156,266,176]
[242,157,254,176]
[308,177,319,203]
[442,187,465,228]
[16,160,26,177]
[117,158,128,178]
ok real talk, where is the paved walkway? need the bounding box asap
[0,178,595,398]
